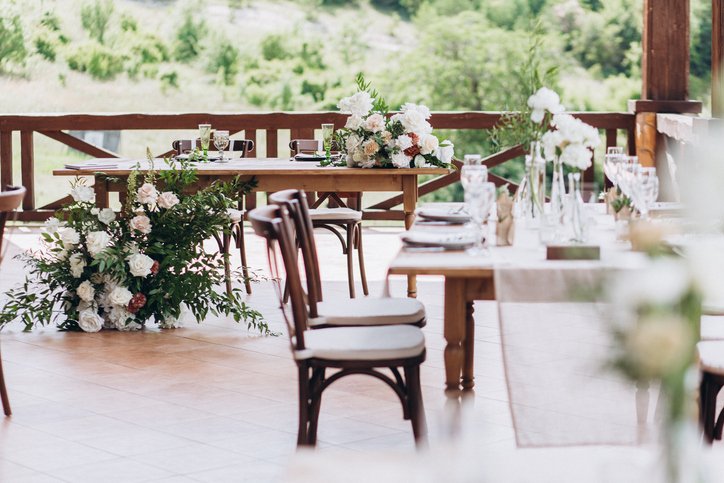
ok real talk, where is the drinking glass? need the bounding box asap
[604,146,625,187]
[465,181,496,256]
[213,130,230,163]
[321,123,334,161]
[199,124,212,155]
[635,167,659,219]
[463,154,482,166]
[460,165,488,191]
[617,155,639,199]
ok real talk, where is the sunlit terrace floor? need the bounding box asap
[0,226,721,482]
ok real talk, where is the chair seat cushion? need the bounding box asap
[698,341,724,375]
[702,316,724,341]
[227,208,246,223]
[296,325,425,361]
[312,297,425,327]
[703,302,724,316]
[308,208,362,222]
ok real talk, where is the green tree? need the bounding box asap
[174,9,206,62]
[208,37,240,85]
[0,11,27,71]
[80,0,114,44]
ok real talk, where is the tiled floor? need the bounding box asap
[0,226,513,482]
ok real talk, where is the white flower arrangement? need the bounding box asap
[541,113,600,170]
[334,75,454,169]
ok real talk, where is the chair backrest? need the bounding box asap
[289,139,322,154]
[249,204,309,352]
[0,186,26,264]
[172,139,255,157]
[268,189,323,316]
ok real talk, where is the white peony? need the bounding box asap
[157,192,180,209]
[362,138,380,156]
[391,152,411,168]
[435,140,455,164]
[130,215,152,235]
[128,253,155,278]
[396,134,413,151]
[109,306,140,331]
[414,155,428,168]
[97,208,115,225]
[381,131,393,147]
[78,309,103,333]
[69,253,86,278]
[76,280,95,303]
[559,143,593,170]
[90,208,99,215]
[136,183,158,205]
[359,157,377,169]
[528,87,564,123]
[345,116,363,130]
[44,217,62,234]
[363,113,385,133]
[419,134,439,155]
[60,227,80,248]
[345,134,361,153]
[109,286,133,307]
[70,185,95,203]
[400,103,432,120]
[337,91,373,117]
[86,231,111,258]
[541,130,562,160]
[400,109,432,136]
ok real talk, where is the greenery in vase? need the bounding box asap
[0,156,270,335]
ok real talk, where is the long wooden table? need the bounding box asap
[53,157,451,297]
[388,205,645,399]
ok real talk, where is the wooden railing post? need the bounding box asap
[20,131,34,210]
[0,131,12,189]
[714,0,724,116]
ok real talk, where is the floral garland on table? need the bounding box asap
[332,74,454,169]
[0,156,270,334]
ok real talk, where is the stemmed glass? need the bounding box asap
[213,130,230,163]
[199,124,212,157]
[633,167,659,219]
[464,154,482,166]
[465,181,496,255]
[321,123,334,161]
[604,146,625,187]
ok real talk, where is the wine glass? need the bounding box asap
[604,146,625,187]
[321,123,334,161]
[635,167,659,219]
[465,181,496,256]
[464,154,482,166]
[617,155,639,199]
[461,164,488,190]
[213,131,230,163]
[199,124,211,156]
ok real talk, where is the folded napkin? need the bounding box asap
[496,191,514,246]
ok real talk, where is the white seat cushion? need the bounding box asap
[702,316,724,341]
[308,208,362,222]
[312,297,425,327]
[296,325,425,361]
[698,341,724,375]
[227,208,245,223]
[703,302,724,316]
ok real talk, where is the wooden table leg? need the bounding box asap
[94,175,109,209]
[402,175,418,298]
[444,278,466,398]
[462,301,475,390]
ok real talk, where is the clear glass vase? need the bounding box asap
[550,157,566,225]
[568,171,587,243]
[515,142,546,225]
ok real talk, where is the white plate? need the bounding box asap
[417,208,470,224]
[400,231,475,250]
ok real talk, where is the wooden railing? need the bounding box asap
[0,111,636,221]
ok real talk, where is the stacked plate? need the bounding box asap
[400,231,475,250]
[416,206,470,224]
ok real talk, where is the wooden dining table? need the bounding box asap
[53,157,452,297]
[387,204,647,400]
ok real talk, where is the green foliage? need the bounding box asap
[67,41,126,80]
[34,35,57,62]
[261,34,291,61]
[80,0,114,45]
[174,9,206,62]
[0,10,27,71]
[120,13,138,32]
[208,37,240,86]
[690,0,711,79]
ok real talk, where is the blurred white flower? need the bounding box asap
[44,217,62,234]
[97,208,115,225]
[363,113,385,133]
[362,139,380,156]
[137,183,158,205]
[130,215,152,235]
[337,91,373,117]
[625,314,694,379]
[345,116,363,130]
[396,134,413,151]
[71,185,95,203]
[60,227,80,248]
[109,286,133,307]
[435,140,455,164]
[78,309,103,333]
[127,253,154,278]
[419,134,439,155]
[608,257,691,309]
[414,155,428,168]
[69,253,86,278]
[157,192,180,209]
[391,152,411,168]
[528,87,564,124]
[86,231,110,257]
[76,280,95,302]
[559,143,593,170]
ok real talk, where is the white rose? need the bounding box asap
[128,253,155,278]
[400,109,432,136]
[60,227,80,248]
[78,309,103,333]
[70,185,95,203]
[86,231,111,257]
[69,253,86,278]
[157,192,180,209]
[435,140,455,164]
[391,152,411,168]
[109,286,133,307]
[363,113,385,133]
[44,217,62,234]
[97,208,116,225]
[76,280,95,303]
[130,215,152,235]
[345,116,363,130]
[419,134,439,155]
[90,208,99,215]
[136,183,158,205]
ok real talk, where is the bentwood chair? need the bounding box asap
[289,140,368,298]
[269,189,425,328]
[0,185,24,416]
[172,139,255,295]
[249,204,427,447]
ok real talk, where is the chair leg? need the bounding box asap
[297,364,311,447]
[236,224,252,295]
[355,222,369,296]
[0,354,10,416]
[700,373,722,444]
[307,368,325,445]
[346,224,356,298]
[404,365,427,445]
[223,231,233,297]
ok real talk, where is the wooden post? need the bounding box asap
[0,131,11,189]
[714,0,724,116]
[20,131,34,210]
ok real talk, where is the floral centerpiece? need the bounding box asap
[333,74,454,169]
[0,156,269,334]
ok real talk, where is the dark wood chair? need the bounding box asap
[249,204,427,447]
[172,139,254,295]
[698,341,724,443]
[289,139,368,298]
[0,185,24,416]
[269,189,426,328]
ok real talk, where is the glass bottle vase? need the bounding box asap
[567,171,587,243]
[515,142,546,224]
[550,157,566,223]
